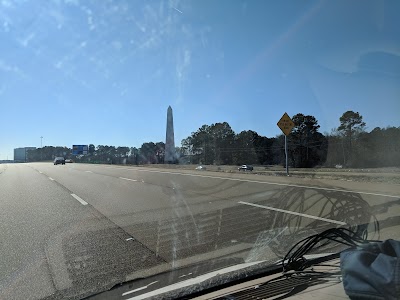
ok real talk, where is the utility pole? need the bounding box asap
[40,136,43,161]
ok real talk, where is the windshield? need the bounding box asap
[1,0,400,299]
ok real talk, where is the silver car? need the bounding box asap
[238,165,253,171]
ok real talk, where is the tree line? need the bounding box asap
[27,143,168,165]
[181,111,400,168]
[26,110,400,168]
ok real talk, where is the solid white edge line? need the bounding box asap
[128,169,399,199]
[71,193,88,205]
[119,177,137,182]
[80,165,399,198]
[48,177,54,181]
[122,281,159,296]
[239,201,347,225]
[127,261,262,300]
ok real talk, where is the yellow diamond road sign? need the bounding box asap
[277,112,295,136]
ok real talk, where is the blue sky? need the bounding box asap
[0,0,399,159]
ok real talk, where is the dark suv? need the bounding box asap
[54,157,65,165]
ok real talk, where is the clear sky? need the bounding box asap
[1,0,399,159]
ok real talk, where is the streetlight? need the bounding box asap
[40,136,43,161]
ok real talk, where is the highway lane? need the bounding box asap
[28,162,400,252]
[31,162,400,209]
[0,163,93,299]
[2,162,400,299]
[27,163,285,262]
[0,164,165,300]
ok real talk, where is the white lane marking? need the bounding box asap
[39,171,43,174]
[71,194,88,205]
[127,261,261,300]
[179,272,193,278]
[85,170,93,173]
[84,165,400,198]
[123,168,399,199]
[122,281,159,296]
[239,201,347,225]
[119,177,138,182]
[48,177,54,181]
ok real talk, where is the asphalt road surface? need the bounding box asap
[1,162,399,299]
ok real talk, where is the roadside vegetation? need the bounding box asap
[26,110,400,169]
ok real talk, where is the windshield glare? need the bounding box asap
[1,0,399,299]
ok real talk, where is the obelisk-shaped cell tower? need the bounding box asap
[165,106,176,163]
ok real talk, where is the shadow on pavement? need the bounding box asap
[43,187,400,299]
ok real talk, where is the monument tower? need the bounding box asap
[165,106,176,163]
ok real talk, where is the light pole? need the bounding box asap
[40,136,43,161]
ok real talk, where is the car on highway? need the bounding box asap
[238,164,254,171]
[2,1,399,300]
[53,157,65,165]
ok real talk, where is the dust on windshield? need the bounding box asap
[1,0,399,299]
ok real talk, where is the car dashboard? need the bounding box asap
[192,258,347,300]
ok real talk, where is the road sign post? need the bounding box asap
[285,135,288,175]
[277,113,295,176]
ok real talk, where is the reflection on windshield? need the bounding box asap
[1,0,400,299]
[34,181,400,298]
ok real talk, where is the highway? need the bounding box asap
[1,162,399,299]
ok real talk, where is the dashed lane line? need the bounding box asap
[120,167,399,199]
[74,165,400,199]
[71,193,88,205]
[119,177,138,182]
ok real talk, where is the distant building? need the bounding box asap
[14,147,36,162]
